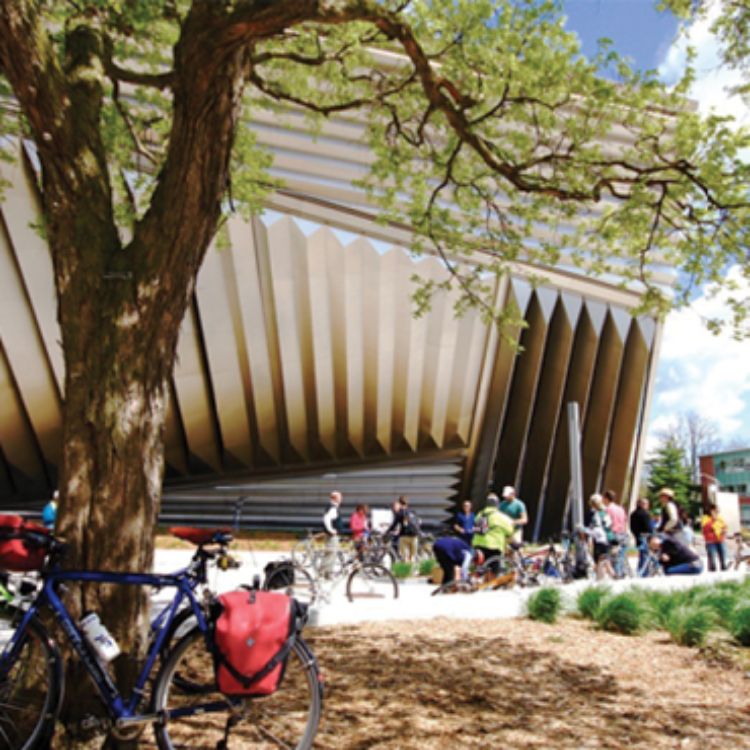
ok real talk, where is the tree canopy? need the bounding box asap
[1,0,748,332]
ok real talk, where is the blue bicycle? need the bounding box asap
[0,523,322,749]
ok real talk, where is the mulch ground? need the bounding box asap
[305,617,750,749]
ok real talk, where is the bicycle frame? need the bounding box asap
[1,566,209,724]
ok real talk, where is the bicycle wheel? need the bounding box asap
[264,565,317,607]
[290,539,312,568]
[0,607,61,750]
[152,628,322,750]
[346,563,399,602]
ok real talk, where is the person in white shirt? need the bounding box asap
[321,491,343,577]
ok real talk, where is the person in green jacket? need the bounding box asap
[472,493,515,573]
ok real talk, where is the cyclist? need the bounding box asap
[471,493,514,574]
[433,536,484,586]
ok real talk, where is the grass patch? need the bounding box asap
[576,586,610,620]
[595,592,646,635]
[526,587,561,624]
[667,604,716,647]
[729,603,750,647]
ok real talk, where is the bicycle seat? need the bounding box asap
[169,527,232,545]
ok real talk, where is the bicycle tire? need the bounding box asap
[264,565,317,607]
[0,606,62,750]
[346,564,399,602]
[152,628,322,750]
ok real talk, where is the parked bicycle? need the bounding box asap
[431,553,514,595]
[299,547,399,605]
[732,532,750,571]
[0,519,322,749]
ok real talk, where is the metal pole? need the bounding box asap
[567,402,584,530]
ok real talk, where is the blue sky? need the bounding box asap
[563,0,679,71]
[563,1,750,452]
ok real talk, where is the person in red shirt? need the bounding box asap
[349,504,370,558]
[701,504,727,571]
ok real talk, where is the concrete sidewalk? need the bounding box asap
[152,549,749,628]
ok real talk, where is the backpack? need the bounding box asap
[212,589,298,696]
[0,515,50,572]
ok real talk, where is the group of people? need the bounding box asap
[321,491,423,562]
[433,487,528,586]
[597,486,731,577]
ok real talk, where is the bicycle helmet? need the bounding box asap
[474,549,485,566]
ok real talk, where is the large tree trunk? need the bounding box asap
[52,267,181,745]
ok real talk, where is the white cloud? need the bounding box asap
[648,267,750,448]
[658,0,749,125]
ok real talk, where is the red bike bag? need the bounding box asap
[0,515,49,572]
[213,589,296,696]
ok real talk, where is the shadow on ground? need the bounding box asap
[306,620,750,750]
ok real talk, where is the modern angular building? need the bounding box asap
[0,106,671,537]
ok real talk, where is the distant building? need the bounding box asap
[699,449,750,528]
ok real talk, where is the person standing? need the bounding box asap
[630,497,653,573]
[453,499,475,544]
[499,486,528,543]
[602,490,628,577]
[657,488,684,543]
[349,504,370,558]
[587,494,615,580]
[322,491,343,576]
[41,490,58,531]
[472,493,514,573]
[701,504,728,572]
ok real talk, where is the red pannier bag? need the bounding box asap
[0,515,49,572]
[213,589,297,696]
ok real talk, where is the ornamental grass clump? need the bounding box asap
[527,587,561,624]
[666,604,716,648]
[391,561,413,579]
[594,592,645,635]
[641,590,686,629]
[729,603,750,647]
[576,586,610,620]
[418,558,436,577]
[691,588,739,623]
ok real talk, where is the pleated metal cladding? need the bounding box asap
[0,150,660,535]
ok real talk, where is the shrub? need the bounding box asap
[641,590,687,629]
[729,603,750,647]
[577,586,610,620]
[418,558,436,577]
[391,561,414,579]
[595,592,645,635]
[667,604,716,648]
[691,589,739,623]
[527,587,561,624]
